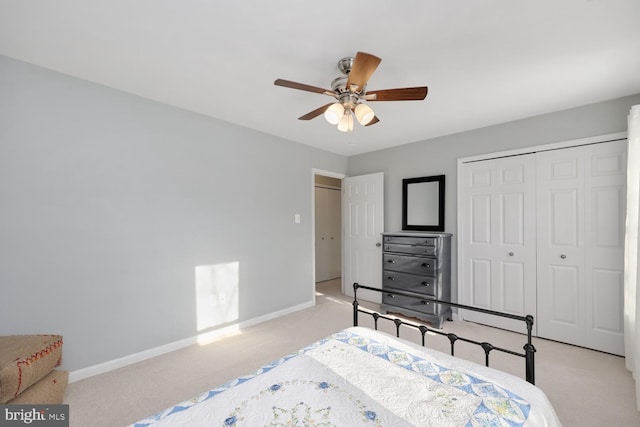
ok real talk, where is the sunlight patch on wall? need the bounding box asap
[195,262,239,334]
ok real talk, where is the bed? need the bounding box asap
[131,284,561,426]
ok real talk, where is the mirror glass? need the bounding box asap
[402,175,445,231]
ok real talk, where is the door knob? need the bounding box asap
[376,242,382,247]
[508,252,514,256]
[560,254,567,259]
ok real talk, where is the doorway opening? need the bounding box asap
[313,172,343,298]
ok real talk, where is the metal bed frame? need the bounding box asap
[352,283,537,384]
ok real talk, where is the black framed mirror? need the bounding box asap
[402,175,445,231]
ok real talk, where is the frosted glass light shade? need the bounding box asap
[355,103,375,125]
[337,111,354,132]
[324,103,345,125]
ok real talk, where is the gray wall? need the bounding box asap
[0,55,347,371]
[348,93,640,303]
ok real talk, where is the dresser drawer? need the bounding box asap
[384,243,436,256]
[383,235,436,246]
[383,254,436,276]
[383,271,436,296]
[383,293,437,315]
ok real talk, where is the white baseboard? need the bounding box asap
[68,300,314,383]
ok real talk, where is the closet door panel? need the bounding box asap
[537,140,626,355]
[592,188,624,246]
[471,194,491,244]
[497,191,529,315]
[536,147,586,346]
[463,162,494,311]
[591,268,623,332]
[551,266,580,324]
[549,189,579,247]
[471,258,492,308]
[501,193,525,245]
[460,155,536,333]
[502,261,524,314]
[584,140,626,355]
[542,264,582,343]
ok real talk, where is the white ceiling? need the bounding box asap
[1,1,639,156]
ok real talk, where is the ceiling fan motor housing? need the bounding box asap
[331,76,365,96]
[337,56,354,76]
[338,92,360,109]
[333,57,367,96]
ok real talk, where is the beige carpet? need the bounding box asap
[64,279,640,426]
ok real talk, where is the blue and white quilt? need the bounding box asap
[131,327,560,426]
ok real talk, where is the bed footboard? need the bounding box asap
[352,283,536,384]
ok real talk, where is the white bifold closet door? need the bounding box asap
[536,141,626,355]
[459,154,537,334]
[460,139,626,355]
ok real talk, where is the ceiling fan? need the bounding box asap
[274,52,428,132]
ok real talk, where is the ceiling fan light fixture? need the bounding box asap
[337,110,354,132]
[324,102,344,125]
[354,103,375,125]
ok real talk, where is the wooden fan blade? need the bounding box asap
[365,86,428,101]
[365,116,380,126]
[274,79,334,96]
[345,52,382,93]
[298,103,334,120]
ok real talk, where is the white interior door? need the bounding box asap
[536,146,586,345]
[585,141,626,355]
[343,172,384,303]
[460,155,537,333]
[537,141,626,355]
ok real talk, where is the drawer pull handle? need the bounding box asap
[388,259,396,264]
[421,281,431,287]
[420,300,430,305]
[387,276,395,281]
[386,293,395,298]
[422,263,431,268]
[560,254,567,259]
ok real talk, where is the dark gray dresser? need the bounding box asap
[381,232,452,328]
